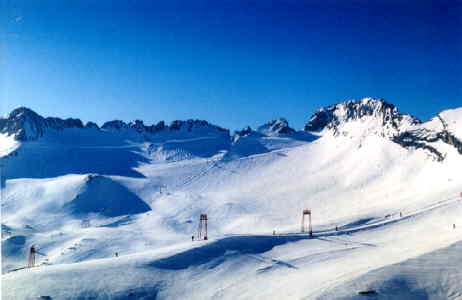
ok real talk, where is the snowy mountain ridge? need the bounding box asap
[1,99,462,168]
[303,98,462,161]
[2,98,461,163]
[0,98,418,142]
[0,107,230,142]
[304,98,420,136]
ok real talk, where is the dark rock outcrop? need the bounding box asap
[85,122,100,129]
[234,126,253,138]
[305,98,420,135]
[168,119,229,134]
[101,120,129,131]
[0,107,87,141]
[0,107,230,141]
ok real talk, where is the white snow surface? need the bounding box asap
[2,104,462,300]
[440,107,462,140]
[0,134,19,158]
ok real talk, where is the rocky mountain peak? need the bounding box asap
[8,107,40,119]
[168,119,229,135]
[1,107,47,141]
[0,107,88,141]
[257,118,295,135]
[85,122,100,129]
[235,126,252,137]
[101,120,129,131]
[305,98,420,136]
[129,120,146,133]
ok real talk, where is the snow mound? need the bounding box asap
[318,240,462,299]
[64,174,151,217]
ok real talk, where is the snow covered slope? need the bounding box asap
[440,107,462,140]
[0,134,19,158]
[2,98,462,299]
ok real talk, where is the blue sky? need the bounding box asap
[1,0,461,131]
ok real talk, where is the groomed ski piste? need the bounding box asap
[2,98,462,299]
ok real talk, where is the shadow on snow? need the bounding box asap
[145,235,312,270]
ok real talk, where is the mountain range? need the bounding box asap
[1,98,462,299]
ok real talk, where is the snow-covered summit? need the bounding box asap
[0,107,86,141]
[305,98,420,137]
[232,118,296,144]
[257,118,295,136]
[300,98,462,161]
[0,107,47,140]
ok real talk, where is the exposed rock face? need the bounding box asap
[46,117,85,130]
[0,107,229,141]
[85,122,100,129]
[168,119,229,134]
[1,102,459,162]
[305,98,420,136]
[101,120,129,131]
[392,130,446,161]
[234,126,253,138]
[443,132,462,154]
[257,118,295,135]
[232,126,254,143]
[304,98,462,161]
[128,120,146,133]
[0,107,87,141]
[437,115,462,155]
[392,115,462,161]
[144,121,166,133]
[232,118,295,144]
[1,107,47,141]
[100,118,229,135]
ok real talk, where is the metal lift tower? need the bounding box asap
[301,209,313,236]
[197,214,208,240]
